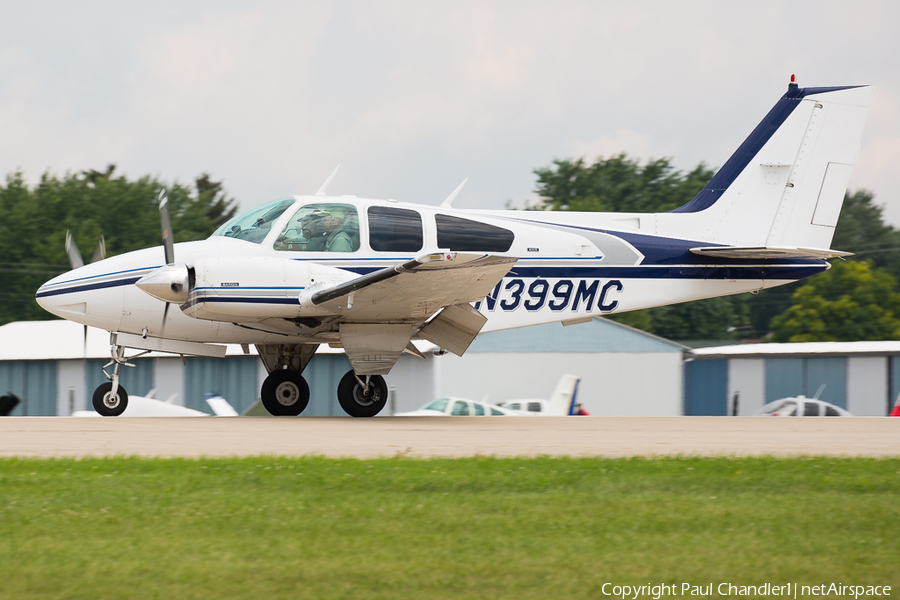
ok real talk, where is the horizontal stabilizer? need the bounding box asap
[689,246,852,260]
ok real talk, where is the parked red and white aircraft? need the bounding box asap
[36,79,872,418]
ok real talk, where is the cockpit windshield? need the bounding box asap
[211,198,296,244]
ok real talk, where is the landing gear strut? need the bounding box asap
[260,369,310,416]
[337,371,388,418]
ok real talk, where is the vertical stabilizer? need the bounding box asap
[662,83,873,249]
[544,374,580,416]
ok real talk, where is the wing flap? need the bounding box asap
[689,246,852,260]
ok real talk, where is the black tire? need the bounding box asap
[260,369,310,416]
[92,382,129,417]
[337,371,388,418]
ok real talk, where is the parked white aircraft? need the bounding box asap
[396,397,520,417]
[498,374,580,416]
[71,391,238,417]
[36,79,872,418]
[397,374,580,417]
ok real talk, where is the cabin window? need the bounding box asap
[422,398,449,413]
[273,203,360,252]
[368,206,423,252]
[803,402,820,417]
[212,198,296,244]
[435,214,514,252]
[451,400,471,416]
[528,402,541,413]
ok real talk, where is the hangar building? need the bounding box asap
[685,342,900,416]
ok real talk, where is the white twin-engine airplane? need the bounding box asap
[36,80,872,418]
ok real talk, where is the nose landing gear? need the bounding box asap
[92,342,140,417]
[337,371,388,418]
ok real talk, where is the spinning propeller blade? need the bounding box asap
[159,188,175,265]
[65,231,84,269]
[90,235,106,263]
[157,188,176,337]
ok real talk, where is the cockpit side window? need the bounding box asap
[368,206,423,252]
[274,203,360,252]
[211,198,296,244]
[435,214,514,252]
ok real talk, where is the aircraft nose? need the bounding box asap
[36,272,88,319]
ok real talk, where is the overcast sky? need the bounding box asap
[2,1,899,225]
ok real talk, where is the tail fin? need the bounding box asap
[663,83,873,250]
[545,374,580,416]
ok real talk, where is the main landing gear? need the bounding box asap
[260,369,310,416]
[337,371,388,418]
[259,369,388,417]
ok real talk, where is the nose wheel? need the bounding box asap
[337,371,388,417]
[92,381,129,417]
[260,369,310,416]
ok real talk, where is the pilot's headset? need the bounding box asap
[301,210,332,239]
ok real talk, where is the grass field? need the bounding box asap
[1,456,898,599]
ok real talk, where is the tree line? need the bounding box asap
[534,154,900,342]
[0,166,236,323]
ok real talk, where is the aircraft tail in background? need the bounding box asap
[545,374,581,416]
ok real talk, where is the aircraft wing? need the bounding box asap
[305,252,517,322]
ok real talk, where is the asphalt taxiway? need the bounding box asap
[1,416,899,458]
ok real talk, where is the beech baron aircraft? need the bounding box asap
[36,80,872,417]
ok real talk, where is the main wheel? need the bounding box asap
[92,382,129,417]
[261,369,310,416]
[337,371,388,418]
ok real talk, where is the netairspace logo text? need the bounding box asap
[600,582,892,599]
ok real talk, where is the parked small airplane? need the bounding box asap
[397,374,580,417]
[36,78,872,418]
[396,397,520,417]
[756,396,852,417]
[497,374,580,416]
[71,390,237,417]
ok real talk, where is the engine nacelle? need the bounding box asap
[181,256,356,322]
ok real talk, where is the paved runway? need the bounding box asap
[2,416,899,458]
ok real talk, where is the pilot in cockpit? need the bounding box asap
[301,209,354,252]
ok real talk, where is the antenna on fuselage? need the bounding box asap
[316,165,341,196]
[440,177,468,207]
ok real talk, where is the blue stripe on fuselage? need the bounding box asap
[35,277,142,298]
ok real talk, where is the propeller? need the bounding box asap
[65,231,107,270]
[135,188,190,338]
[65,231,85,270]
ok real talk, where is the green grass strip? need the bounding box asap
[1,456,898,599]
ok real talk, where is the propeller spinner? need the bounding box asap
[135,189,190,336]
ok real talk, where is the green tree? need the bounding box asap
[769,260,900,342]
[534,154,715,213]
[0,168,238,324]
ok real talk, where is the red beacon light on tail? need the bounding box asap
[789,74,798,90]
